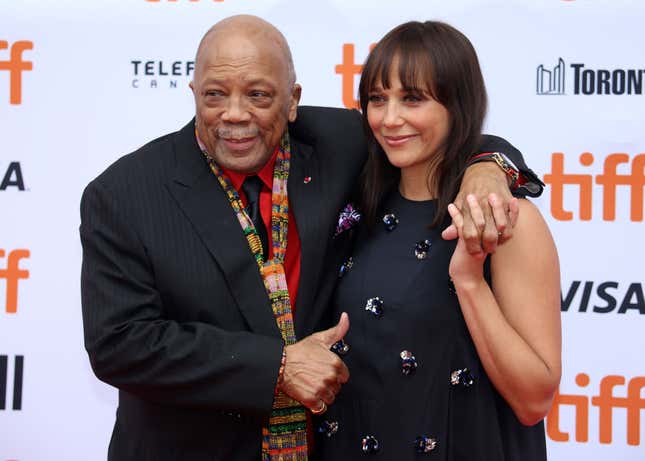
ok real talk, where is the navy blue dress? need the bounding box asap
[316,190,546,460]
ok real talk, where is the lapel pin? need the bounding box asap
[303,176,312,184]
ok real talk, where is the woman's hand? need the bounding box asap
[442,162,520,254]
[447,195,514,289]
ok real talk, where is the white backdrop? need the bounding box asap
[1,1,644,459]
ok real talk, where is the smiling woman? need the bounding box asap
[358,21,487,228]
[317,21,561,461]
[365,65,451,201]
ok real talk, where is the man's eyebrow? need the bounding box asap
[201,77,226,85]
[245,78,277,88]
[200,77,277,89]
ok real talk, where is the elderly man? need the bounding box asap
[80,15,541,461]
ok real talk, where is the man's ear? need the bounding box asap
[287,84,302,122]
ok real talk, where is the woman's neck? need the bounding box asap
[398,166,436,201]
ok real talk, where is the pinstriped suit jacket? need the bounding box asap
[80,106,366,460]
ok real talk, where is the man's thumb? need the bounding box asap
[320,312,350,346]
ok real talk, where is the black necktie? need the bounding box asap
[241,175,269,261]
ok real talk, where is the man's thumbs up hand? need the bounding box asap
[280,313,350,413]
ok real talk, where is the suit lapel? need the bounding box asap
[166,121,279,338]
[289,136,328,338]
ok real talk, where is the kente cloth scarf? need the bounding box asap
[197,131,309,461]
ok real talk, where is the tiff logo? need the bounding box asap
[0,249,30,314]
[547,373,645,445]
[0,355,24,411]
[0,41,33,105]
[335,43,376,109]
[543,153,645,221]
[537,58,566,95]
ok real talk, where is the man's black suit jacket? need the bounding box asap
[80,106,538,460]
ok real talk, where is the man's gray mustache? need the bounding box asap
[216,128,260,139]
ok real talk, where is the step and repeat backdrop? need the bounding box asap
[1,0,643,459]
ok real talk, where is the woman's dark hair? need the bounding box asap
[358,20,487,227]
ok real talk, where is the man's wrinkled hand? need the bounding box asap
[441,162,519,254]
[279,313,350,411]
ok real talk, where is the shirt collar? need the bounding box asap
[222,147,278,192]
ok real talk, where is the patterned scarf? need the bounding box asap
[197,130,309,461]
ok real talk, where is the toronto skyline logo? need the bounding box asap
[536,58,566,95]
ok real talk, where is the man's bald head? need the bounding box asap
[189,14,302,174]
[195,15,296,87]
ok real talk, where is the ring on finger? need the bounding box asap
[310,401,327,415]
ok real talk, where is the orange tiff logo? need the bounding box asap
[0,41,33,105]
[544,153,645,221]
[0,249,29,314]
[335,43,375,109]
[547,373,645,445]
